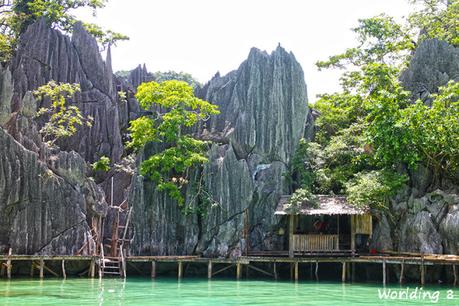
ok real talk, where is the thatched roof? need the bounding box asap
[275,195,368,216]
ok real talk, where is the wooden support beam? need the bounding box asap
[39,259,44,279]
[30,261,34,277]
[6,248,12,279]
[212,264,234,277]
[399,260,404,284]
[178,261,183,279]
[421,255,425,286]
[315,260,319,281]
[342,262,346,283]
[90,258,95,278]
[382,260,386,285]
[248,264,273,277]
[453,265,457,286]
[294,261,299,281]
[151,261,156,279]
[273,262,278,280]
[207,261,212,279]
[289,215,294,258]
[351,263,355,282]
[62,260,66,279]
[236,262,242,280]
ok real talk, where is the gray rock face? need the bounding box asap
[130,46,308,256]
[11,19,123,163]
[0,127,107,254]
[401,39,459,105]
[372,190,458,255]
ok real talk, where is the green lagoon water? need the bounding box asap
[1,278,458,305]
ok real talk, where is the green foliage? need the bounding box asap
[128,80,220,205]
[152,71,201,89]
[346,170,407,209]
[0,0,127,62]
[91,156,110,172]
[408,0,459,47]
[33,81,93,146]
[285,188,318,213]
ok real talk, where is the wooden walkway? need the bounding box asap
[1,254,459,285]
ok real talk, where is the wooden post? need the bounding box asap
[342,262,346,282]
[6,248,12,279]
[315,260,319,281]
[62,260,66,279]
[236,262,242,280]
[39,259,44,279]
[294,261,299,281]
[289,214,294,258]
[90,258,95,278]
[208,261,212,279]
[151,261,156,278]
[421,255,425,286]
[382,260,386,285]
[178,261,183,279]
[453,265,457,286]
[273,262,278,280]
[336,215,340,250]
[350,216,355,253]
[30,261,34,277]
[351,263,355,282]
[399,260,404,284]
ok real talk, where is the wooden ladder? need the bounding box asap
[100,203,132,278]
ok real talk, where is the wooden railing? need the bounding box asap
[293,234,339,251]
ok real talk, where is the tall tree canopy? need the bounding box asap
[128,80,220,205]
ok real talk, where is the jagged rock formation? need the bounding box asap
[130,46,309,256]
[401,39,459,106]
[0,20,120,255]
[11,19,123,164]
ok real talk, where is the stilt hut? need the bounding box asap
[275,195,372,257]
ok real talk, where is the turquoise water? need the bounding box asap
[1,278,458,305]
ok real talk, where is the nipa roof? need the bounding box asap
[275,195,368,216]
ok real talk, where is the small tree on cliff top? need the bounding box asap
[127,80,220,206]
[34,81,93,147]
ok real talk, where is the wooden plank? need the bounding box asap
[315,260,319,281]
[342,262,346,282]
[273,262,277,280]
[90,258,95,278]
[421,255,425,285]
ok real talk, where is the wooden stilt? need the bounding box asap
[453,265,457,286]
[39,259,44,279]
[315,260,319,281]
[208,261,212,279]
[294,261,299,281]
[351,263,355,282]
[342,262,346,283]
[382,260,386,285]
[178,261,183,279]
[151,261,156,278]
[236,262,242,280]
[399,260,404,284]
[90,258,95,278]
[30,261,34,277]
[6,248,12,279]
[421,255,425,286]
[273,262,278,280]
[290,263,293,280]
[62,260,66,279]
[289,215,294,258]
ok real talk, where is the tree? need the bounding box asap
[34,81,93,146]
[0,0,128,62]
[128,80,220,205]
